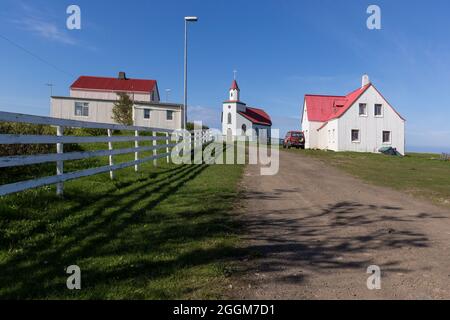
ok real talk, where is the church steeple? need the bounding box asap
[229,79,240,101]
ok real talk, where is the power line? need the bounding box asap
[0,33,74,77]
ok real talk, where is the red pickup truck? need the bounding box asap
[283,131,305,149]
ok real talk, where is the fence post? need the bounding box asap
[153,131,157,166]
[56,126,64,196]
[107,129,115,180]
[165,132,170,163]
[135,130,139,172]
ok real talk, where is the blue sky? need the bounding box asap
[1,0,450,152]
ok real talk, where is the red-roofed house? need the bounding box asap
[51,72,184,129]
[222,79,272,139]
[301,75,405,155]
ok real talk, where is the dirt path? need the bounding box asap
[232,150,450,299]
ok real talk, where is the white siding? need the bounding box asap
[337,86,405,155]
[134,107,181,130]
[317,119,338,151]
[51,98,182,130]
[301,101,325,149]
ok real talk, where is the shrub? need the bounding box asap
[0,122,83,156]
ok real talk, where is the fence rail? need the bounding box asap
[0,111,212,196]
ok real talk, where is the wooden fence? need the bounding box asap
[0,111,212,196]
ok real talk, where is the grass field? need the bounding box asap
[0,138,244,299]
[289,149,450,208]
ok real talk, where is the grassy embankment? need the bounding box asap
[0,132,244,299]
[289,149,450,208]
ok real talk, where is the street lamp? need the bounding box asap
[184,16,198,129]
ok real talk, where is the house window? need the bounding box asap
[351,129,360,142]
[166,110,173,120]
[359,103,367,116]
[144,109,151,119]
[74,102,89,117]
[375,104,383,116]
[227,113,232,124]
[382,131,391,143]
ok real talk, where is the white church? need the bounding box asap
[221,79,272,139]
[301,75,405,155]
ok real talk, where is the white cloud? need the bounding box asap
[188,106,221,129]
[10,2,77,45]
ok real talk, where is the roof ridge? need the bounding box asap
[77,75,156,82]
[304,94,346,98]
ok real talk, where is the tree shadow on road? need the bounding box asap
[237,199,447,286]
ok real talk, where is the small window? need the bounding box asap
[166,110,173,120]
[144,109,151,119]
[74,102,89,117]
[241,124,247,133]
[382,131,391,143]
[227,113,232,124]
[359,103,367,116]
[375,104,383,116]
[351,129,360,142]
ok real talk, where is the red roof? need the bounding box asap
[304,84,371,122]
[304,83,405,122]
[230,80,239,90]
[238,107,272,126]
[71,76,157,93]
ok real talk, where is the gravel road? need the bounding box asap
[232,150,450,299]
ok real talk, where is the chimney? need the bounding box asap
[118,71,127,80]
[362,74,370,88]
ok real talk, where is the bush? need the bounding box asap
[0,122,83,156]
[0,122,56,157]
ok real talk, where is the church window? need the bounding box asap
[227,113,232,124]
[242,124,247,133]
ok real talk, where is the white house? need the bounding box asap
[221,79,272,139]
[51,72,184,129]
[301,75,405,155]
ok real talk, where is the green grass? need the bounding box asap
[289,149,450,208]
[0,139,245,299]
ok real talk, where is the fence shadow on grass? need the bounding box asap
[0,163,241,299]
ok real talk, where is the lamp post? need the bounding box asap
[184,16,198,129]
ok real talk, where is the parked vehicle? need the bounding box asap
[283,131,305,149]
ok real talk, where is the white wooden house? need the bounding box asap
[301,75,405,155]
[51,72,184,130]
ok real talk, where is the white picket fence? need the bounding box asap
[0,111,212,196]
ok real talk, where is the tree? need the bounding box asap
[112,93,133,126]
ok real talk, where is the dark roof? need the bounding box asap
[238,107,272,126]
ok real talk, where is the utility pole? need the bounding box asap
[45,83,54,96]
